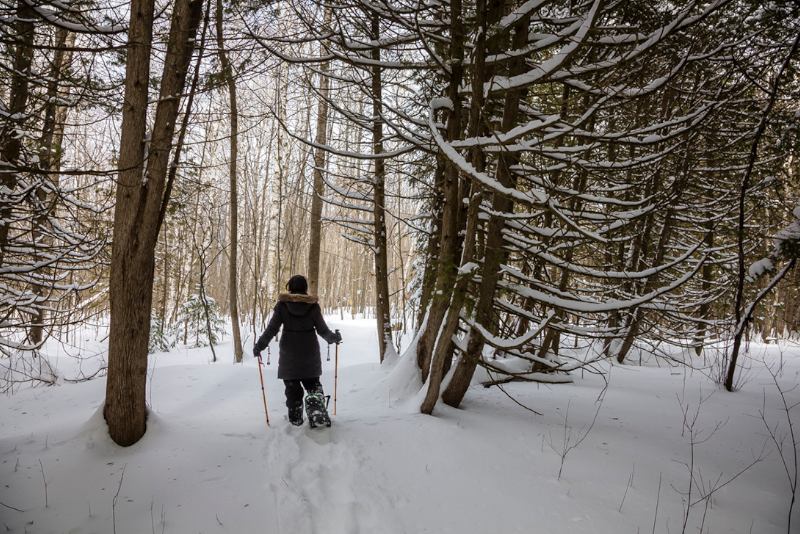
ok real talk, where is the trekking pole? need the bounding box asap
[334,330,340,415]
[256,352,270,427]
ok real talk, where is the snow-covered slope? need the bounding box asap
[1,318,797,533]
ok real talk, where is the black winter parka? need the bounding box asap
[255,293,338,380]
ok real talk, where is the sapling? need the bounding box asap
[758,361,798,533]
[112,465,126,534]
[149,497,165,534]
[545,382,607,480]
[670,388,765,534]
[38,460,49,507]
[618,463,635,513]
[652,472,662,534]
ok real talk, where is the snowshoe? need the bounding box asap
[304,393,331,428]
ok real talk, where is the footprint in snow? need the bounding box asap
[263,422,400,534]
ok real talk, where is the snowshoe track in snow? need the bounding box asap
[264,421,398,534]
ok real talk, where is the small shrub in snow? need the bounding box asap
[148,311,170,354]
[171,294,225,348]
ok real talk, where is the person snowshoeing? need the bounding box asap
[254,275,342,426]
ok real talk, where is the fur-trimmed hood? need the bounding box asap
[278,293,319,304]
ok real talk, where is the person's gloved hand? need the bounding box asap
[333,331,343,344]
[253,347,262,359]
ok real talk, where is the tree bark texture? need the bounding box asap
[105,0,203,446]
[415,162,444,334]
[371,13,393,362]
[441,5,530,409]
[215,0,243,363]
[0,1,35,269]
[417,0,464,401]
[30,28,76,344]
[307,7,332,297]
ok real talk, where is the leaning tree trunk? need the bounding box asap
[105,0,203,446]
[215,0,243,363]
[157,0,210,328]
[726,32,800,391]
[440,6,530,409]
[415,166,443,333]
[421,0,492,412]
[415,0,465,383]
[615,189,679,364]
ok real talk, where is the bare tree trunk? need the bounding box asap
[30,28,76,344]
[105,0,203,446]
[440,3,529,409]
[726,33,800,390]
[0,1,35,269]
[615,193,678,364]
[195,237,218,362]
[272,64,288,295]
[396,191,409,336]
[215,0,243,363]
[156,0,210,329]
[693,221,714,355]
[254,129,274,334]
[417,0,464,399]
[307,7,332,297]
[160,227,170,320]
[371,13,393,362]
[421,0,491,410]
[415,8,464,383]
[415,166,443,335]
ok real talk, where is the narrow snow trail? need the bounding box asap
[263,420,401,534]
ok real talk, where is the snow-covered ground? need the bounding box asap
[1,316,798,533]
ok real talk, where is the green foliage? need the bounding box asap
[172,293,225,348]
[148,311,171,354]
[775,222,800,261]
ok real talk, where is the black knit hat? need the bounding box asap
[286,275,308,295]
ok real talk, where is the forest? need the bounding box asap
[2,0,800,450]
